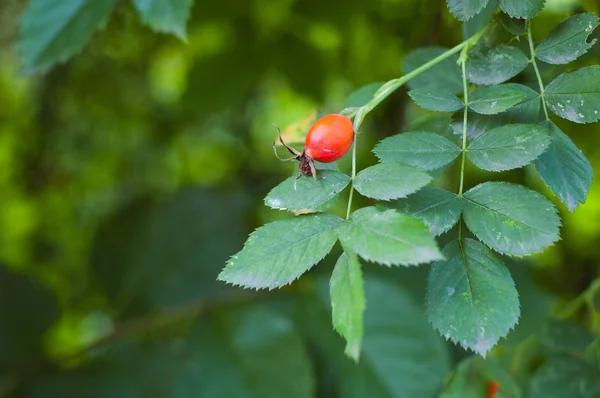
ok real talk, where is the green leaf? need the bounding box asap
[467,45,529,85]
[535,13,599,65]
[469,85,528,115]
[343,82,385,108]
[133,0,193,40]
[330,252,365,361]
[502,83,541,122]
[265,170,351,211]
[427,239,520,357]
[540,319,595,355]
[545,66,600,124]
[499,0,545,19]
[463,182,561,256]
[408,88,464,112]
[353,163,431,201]
[373,132,461,170]
[467,124,550,172]
[385,187,462,236]
[339,207,443,266]
[403,47,463,94]
[462,0,498,39]
[534,121,593,211]
[529,357,600,398]
[447,0,490,21]
[17,0,119,73]
[500,13,527,35]
[218,213,342,289]
[451,111,504,139]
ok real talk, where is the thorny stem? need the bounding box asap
[527,20,550,121]
[344,24,492,219]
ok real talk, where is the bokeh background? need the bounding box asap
[0,0,599,396]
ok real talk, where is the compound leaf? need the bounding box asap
[469,85,527,115]
[427,239,519,358]
[467,45,529,85]
[218,213,342,289]
[353,163,431,201]
[463,182,561,256]
[408,88,464,112]
[545,65,600,124]
[373,132,460,170]
[133,0,193,40]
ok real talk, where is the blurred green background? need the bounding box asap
[1,0,600,396]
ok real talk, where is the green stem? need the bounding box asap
[527,20,550,121]
[345,136,357,220]
[458,54,469,198]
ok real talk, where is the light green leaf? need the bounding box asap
[534,121,593,211]
[330,252,365,361]
[427,239,520,357]
[403,47,463,94]
[535,13,599,65]
[408,88,464,112]
[339,207,443,266]
[469,85,528,115]
[343,82,385,108]
[467,45,529,85]
[17,0,119,73]
[529,357,600,398]
[447,0,490,21]
[133,0,192,40]
[373,132,461,170]
[386,187,462,236]
[463,182,561,256]
[499,0,545,19]
[218,213,342,289]
[467,124,550,172]
[545,66,600,124]
[265,170,350,211]
[353,163,431,201]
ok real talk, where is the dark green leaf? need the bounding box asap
[463,0,498,39]
[500,14,527,35]
[447,0,490,21]
[529,357,600,398]
[339,207,443,266]
[408,88,464,112]
[386,187,462,236]
[330,252,365,361]
[17,0,119,73]
[133,0,193,40]
[427,239,520,357]
[467,124,550,171]
[540,319,595,355]
[502,83,541,122]
[451,111,504,139]
[373,132,461,170]
[403,47,463,94]
[535,13,599,65]
[219,213,342,289]
[534,121,593,211]
[463,182,561,256]
[469,85,528,115]
[343,82,385,108]
[467,45,529,85]
[545,65,600,123]
[499,0,545,19]
[265,170,350,211]
[353,163,432,201]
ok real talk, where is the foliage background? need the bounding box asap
[0,0,600,396]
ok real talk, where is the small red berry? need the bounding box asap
[273,114,355,180]
[487,381,500,398]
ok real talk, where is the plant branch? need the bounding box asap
[527,20,550,121]
[345,134,358,220]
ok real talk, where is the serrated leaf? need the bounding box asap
[467,45,529,85]
[502,83,541,122]
[462,0,498,39]
[343,82,385,108]
[427,239,520,357]
[463,182,561,256]
[535,13,599,65]
[265,170,351,211]
[529,357,600,398]
[500,13,527,35]
[534,121,593,211]
[499,0,545,19]
[17,0,119,73]
[446,0,490,21]
[545,65,600,124]
[408,88,464,112]
[373,132,461,170]
[133,0,192,40]
[330,252,365,361]
[403,47,463,94]
[467,124,550,171]
[218,213,342,289]
[469,85,528,115]
[338,207,443,266]
[353,163,431,201]
[385,188,462,236]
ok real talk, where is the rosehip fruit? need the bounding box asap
[273,114,355,180]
